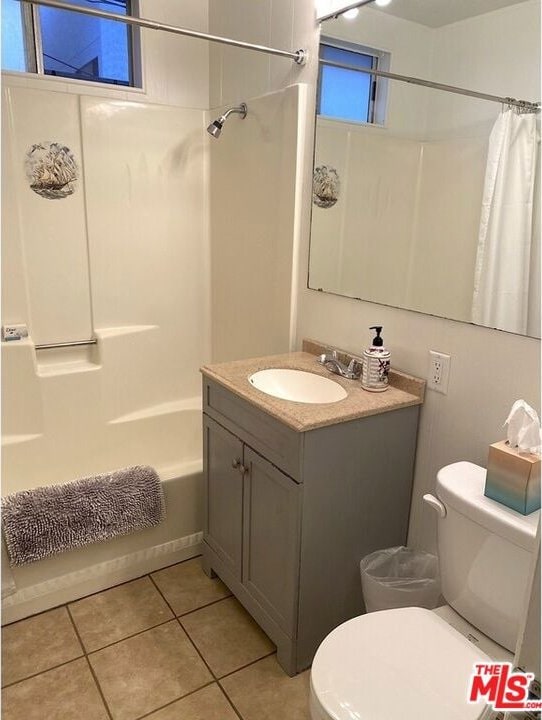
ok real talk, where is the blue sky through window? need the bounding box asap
[40,1,131,84]
[2,0,27,72]
[1,0,133,85]
[319,44,375,123]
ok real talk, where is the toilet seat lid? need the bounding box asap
[310,607,489,720]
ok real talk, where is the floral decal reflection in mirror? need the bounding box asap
[313,165,340,208]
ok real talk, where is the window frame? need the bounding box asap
[5,0,141,88]
[318,36,390,126]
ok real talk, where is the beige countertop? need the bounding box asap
[200,345,425,433]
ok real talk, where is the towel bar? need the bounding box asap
[35,338,98,350]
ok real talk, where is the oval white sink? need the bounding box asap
[248,369,347,404]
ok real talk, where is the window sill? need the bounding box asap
[1,69,147,101]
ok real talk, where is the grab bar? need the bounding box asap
[35,338,98,351]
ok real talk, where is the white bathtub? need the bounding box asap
[1,391,204,624]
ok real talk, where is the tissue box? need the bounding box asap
[485,440,541,515]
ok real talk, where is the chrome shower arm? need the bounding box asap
[219,104,248,123]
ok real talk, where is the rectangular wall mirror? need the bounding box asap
[309,0,541,338]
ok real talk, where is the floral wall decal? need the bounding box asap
[313,165,340,209]
[25,141,79,200]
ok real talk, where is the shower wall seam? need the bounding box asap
[77,95,96,342]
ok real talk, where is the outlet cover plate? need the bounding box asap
[428,350,451,394]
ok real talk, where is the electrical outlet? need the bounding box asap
[428,350,451,394]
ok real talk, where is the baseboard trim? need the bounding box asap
[2,532,203,625]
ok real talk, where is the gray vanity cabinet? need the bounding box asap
[242,446,301,637]
[203,413,300,636]
[203,416,244,579]
[201,376,420,676]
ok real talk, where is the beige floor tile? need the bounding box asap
[220,655,311,720]
[151,558,231,616]
[2,658,108,720]
[89,620,212,720]
[1,606,83,686]
[180,597,275,678]
[145,683,238,720]
[69,576,173,651]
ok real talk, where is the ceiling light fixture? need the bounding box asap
[374,0,392,6]
[343,8,359,18]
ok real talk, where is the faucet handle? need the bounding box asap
[348,359,362,377]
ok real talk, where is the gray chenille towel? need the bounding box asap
[1,465,165,566]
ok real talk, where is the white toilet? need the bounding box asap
[309,461,540,720]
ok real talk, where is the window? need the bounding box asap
[318,39,389,125]
[1,0,139,87]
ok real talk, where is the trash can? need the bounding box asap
[360,546,441,613]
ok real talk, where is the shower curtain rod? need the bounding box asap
[322,59,541,111]
[19,0,307,65]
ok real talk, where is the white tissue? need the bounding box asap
[504,400,542,455]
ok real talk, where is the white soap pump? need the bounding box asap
[361,326,391,392]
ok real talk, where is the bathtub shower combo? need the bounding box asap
[0,0,310,624]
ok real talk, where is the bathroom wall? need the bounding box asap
[207,0,317,362]
[208,84,307,363]
[209,0,541,557]
[208,0,316,110]
[298,3,541,554]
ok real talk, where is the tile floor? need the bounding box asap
[1,557,312,720]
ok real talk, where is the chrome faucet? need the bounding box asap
[318,350,362,380]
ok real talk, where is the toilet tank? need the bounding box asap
[436,461,539,653]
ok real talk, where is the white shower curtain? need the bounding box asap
[472,109,539,335]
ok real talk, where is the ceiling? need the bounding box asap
[368,0,530,27]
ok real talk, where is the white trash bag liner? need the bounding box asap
[360,546,441,613]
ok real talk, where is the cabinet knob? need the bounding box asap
[239,464,249,475]
[232,458,241,469]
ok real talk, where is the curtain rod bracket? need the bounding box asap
[294,49,307,66]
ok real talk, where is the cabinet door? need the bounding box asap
[203,414,244,579]
[243,447,301,636]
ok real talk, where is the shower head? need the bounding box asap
[207,103,247,139]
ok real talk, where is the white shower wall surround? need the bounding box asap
[1,84,210,617]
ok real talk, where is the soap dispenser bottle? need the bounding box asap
[361,326,391,392]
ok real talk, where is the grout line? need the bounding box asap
[2,561,184,628]
[68,556,202,607]
[84,617,175,655]
[174,592,233,619]
[217,650,277,682]
[66,605,114,720]
[2,598,78,629]
[2,553,204,629]
[148,574,219,681]
[216,681,244,720]
[148,553,203,577]
[132,680,217,720]
[2,559,224,675]
[4,560,276,719]
[1,653,86,690]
